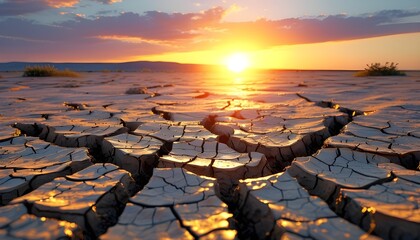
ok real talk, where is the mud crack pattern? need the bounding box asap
[0,71,419,239]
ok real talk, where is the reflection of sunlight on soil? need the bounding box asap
[9,86,29,91]
[204,72,267,99]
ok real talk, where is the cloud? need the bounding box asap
[0,0,80,16]
[213,10,420,47]
[0,7,226,61]
[94,0,122,4]
[0,0,49,16]
[0,8,419,62]
[62,7,226,41]
[0,0,119,16]
[45,0,79,8]
[95,35,173,46]
[0,34,54,43]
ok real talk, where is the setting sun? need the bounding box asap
[226,53,250,73]
[0,1,419,239]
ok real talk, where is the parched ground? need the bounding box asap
[0,71,419,240]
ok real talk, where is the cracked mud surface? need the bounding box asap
[235,171,380,239]
[11,163,136,238]
[159,139,269,180]
[103,168,236,239]
[0,136,91,205]
[0,71,419,239]
[0,204,82,239]
[326,106,420,169]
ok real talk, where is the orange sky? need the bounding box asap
[135,33,420,70]
[0,1,419,69]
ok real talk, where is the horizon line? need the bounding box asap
[1,61,419,72]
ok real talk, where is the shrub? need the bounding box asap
[23,65,80,77]
[355,62,406,77]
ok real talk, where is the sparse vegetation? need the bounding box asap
[355,62,406,77]
[23,65,80,77]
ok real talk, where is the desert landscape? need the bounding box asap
[1,0,420,239]
[0,70,419,239]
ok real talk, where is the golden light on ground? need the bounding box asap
[225,53,251,73]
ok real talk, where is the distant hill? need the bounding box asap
[0,61,218,72]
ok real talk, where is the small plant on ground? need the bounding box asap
[23,65,80,77]
[355,62,406,77]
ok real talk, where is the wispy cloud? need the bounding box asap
[45,0,79,8]
[0,34,54,43]
[94,0,122,4]
[95,35,173,46]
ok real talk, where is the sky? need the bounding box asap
[0,0,419,69]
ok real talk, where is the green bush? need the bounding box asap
[23,65,80,77]
[355,62,406,77]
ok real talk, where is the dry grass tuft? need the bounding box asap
[23,65,80,77]
[355,62,406,77]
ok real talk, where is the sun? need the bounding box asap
[225,53,250,73]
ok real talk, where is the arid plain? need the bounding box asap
[0,71,419,239]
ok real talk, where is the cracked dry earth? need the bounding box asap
[0,71,419,240]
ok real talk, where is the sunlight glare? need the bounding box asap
[226,53,250,73]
